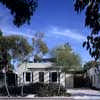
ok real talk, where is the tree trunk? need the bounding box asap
[21,72,24,96]
[21,83,24,96]
[58,71,61,95]
[4,73,10,97]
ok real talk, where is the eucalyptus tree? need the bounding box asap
[0,0,38,27]
[0,32,32,96]
[32,32,48,62]
[74,0,100,61]
[6,35,32,63]
[84,61,100,71]
[51,43,82,72]
[51,43,81,95]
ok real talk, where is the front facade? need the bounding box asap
[17,62,66,87]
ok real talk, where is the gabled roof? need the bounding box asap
[17,62,60,74]
[23,62,54,69]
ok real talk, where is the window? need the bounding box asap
[26,72,31,82]
[52,72,57,82]
[39,72,44,82]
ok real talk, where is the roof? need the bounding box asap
[24,62,54,69]
[17,62,59,73]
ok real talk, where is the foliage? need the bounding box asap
[0,0,38,27]
[0,86,21,96]
[36,83,69,97]
[32,32,48,62]
[0,30,3,37]
[0,32,32,70]
[0,83,70,97]
[6,35,32,61]
[74,0,100,61]
[84,60,100,71]
[0,34,11,70]
[51,43,82,72]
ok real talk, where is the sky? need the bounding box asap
[0,0,93,64]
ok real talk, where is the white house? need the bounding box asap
[17,61,66,87]
[86,66,100,89]
[16,60,75,88]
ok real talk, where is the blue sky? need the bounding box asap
[0,0,92,63]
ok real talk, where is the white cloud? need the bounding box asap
[48,26,86,41]
[3,30,35,39]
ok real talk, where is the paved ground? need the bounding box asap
[0,97,73,100]
[0,88,100,100]
[67,88,100,100]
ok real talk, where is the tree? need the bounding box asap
[0,32,32,96]
[0,34,32,68]
[74,0,100,61]
[84,60,100,71]
[6,35,32,96]
[51,43,81,95]
[0,0,38,27]
[51,43,82,72]
[6,35,32,62]
[32,32,48,62]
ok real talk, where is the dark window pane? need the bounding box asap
[26,72,31,82]
[52,72,57,82]
[39,72,44,82]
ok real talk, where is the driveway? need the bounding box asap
[67,88,100,100]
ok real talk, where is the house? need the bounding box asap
[17,61,66,87]
[17,59,84,88]
[86,66,100,89]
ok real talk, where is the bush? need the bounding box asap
[35,83,67,97]
[0,86,21,96]
[0,83,70,97]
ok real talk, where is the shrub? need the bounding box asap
[36,83,67,97]
[0,86,21,96]
[0,82,70,97]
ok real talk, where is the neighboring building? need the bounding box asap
[65,70,85,88]
[86,66,100,89]
[65,73,74,88]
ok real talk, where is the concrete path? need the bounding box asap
[0,97,73,100]
[67,88,100,100]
